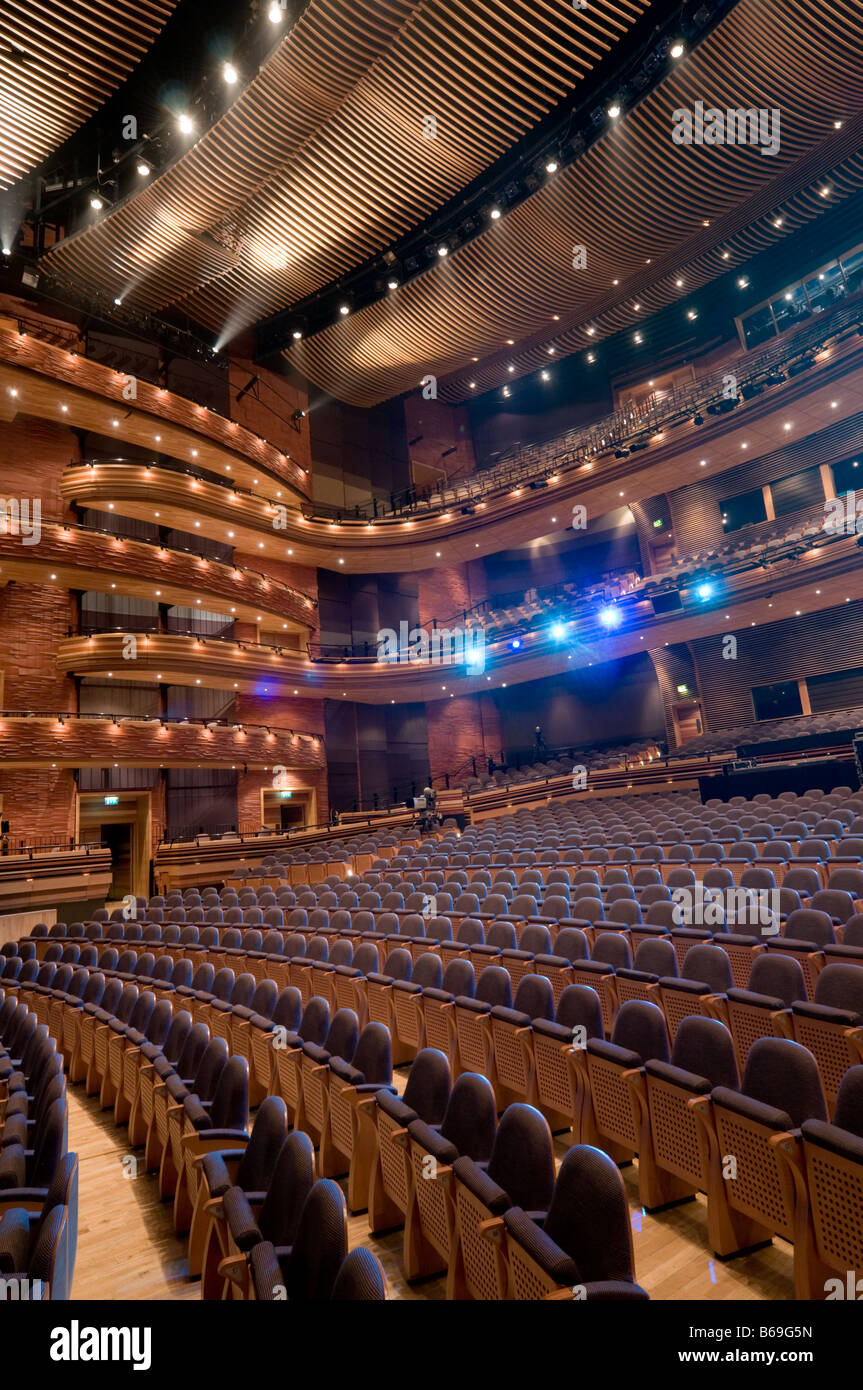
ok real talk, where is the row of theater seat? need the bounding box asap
[23,947,646,1301]
[0,991,77,1299]
[12,896,863,1107]
[15,915,863,1301]
[3,962,386,1300]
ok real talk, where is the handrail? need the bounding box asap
[0,710,323,742]
[42,512,317,612]
[303,501,849,663]
[299,291,863,524]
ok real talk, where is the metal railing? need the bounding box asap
[0,710,322,741]
[51,509,317,611]
[299,291,863,525]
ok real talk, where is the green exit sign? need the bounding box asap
[104,796,119,806]
[279,791,292,799]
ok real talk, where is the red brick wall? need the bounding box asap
[427,694,501,782]
[228,349,312,478]
[237,766,328,830]
[416,559,489,628]
[403,396,477,486]
[0,769,76,847]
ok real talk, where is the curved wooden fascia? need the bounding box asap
[0,329,308,498]
[60,347,863,572]
[0,524,315,633]
[0,716,325,771]
[55,549,863,703]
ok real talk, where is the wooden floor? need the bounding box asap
[67,1070,796,1302]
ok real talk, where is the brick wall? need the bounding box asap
[0,769,76,847]
[416,559,490,628]
[228,351,312,477]
[403,396,477,486]
[237,766,328,829]
[427,693,501,782]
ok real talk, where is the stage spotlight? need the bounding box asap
[608,103,622,119]
[670,41,685,58]
[178,113,194,135]
[90,196,104,210]
[510,638,522,650]
[696,582,714,601]
[599,605,621,629]
[223,63,238,84]
[550,622,567,641]
[136,162,151,177]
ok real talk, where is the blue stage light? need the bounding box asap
[550,621,567,641]
[697,582,714,601]
[510,637,522,650]
[599,605,621,629]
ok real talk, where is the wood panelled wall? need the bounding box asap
[668,408,863,555]
[691,598,863,730]
[649,644,699,746]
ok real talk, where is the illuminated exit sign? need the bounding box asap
[279,791,292,799]
[104,796,119,806]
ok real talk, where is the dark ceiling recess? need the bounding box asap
[256,0,739,359]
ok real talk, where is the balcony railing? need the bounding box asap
[299,290,863,524]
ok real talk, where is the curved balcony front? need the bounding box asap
[61,337,863,573]
[0,522,316,634]
[55,532,863,702]
[0,323,309,499]
[0,713,324,770]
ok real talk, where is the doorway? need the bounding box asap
[77,792,152,901]
[101,823,132,899]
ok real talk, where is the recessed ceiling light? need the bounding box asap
[387,278,398,289]
[469,381,476,389]
[339,304,349,315]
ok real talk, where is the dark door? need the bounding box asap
[101,823,132,898]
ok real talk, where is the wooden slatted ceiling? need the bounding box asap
[0,0,178,191]
[287,0,863,404]
[40,0,649,326]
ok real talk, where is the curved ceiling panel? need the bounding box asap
[287,0,863,404]
[0,0,178,190]
[40,0,649,332]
